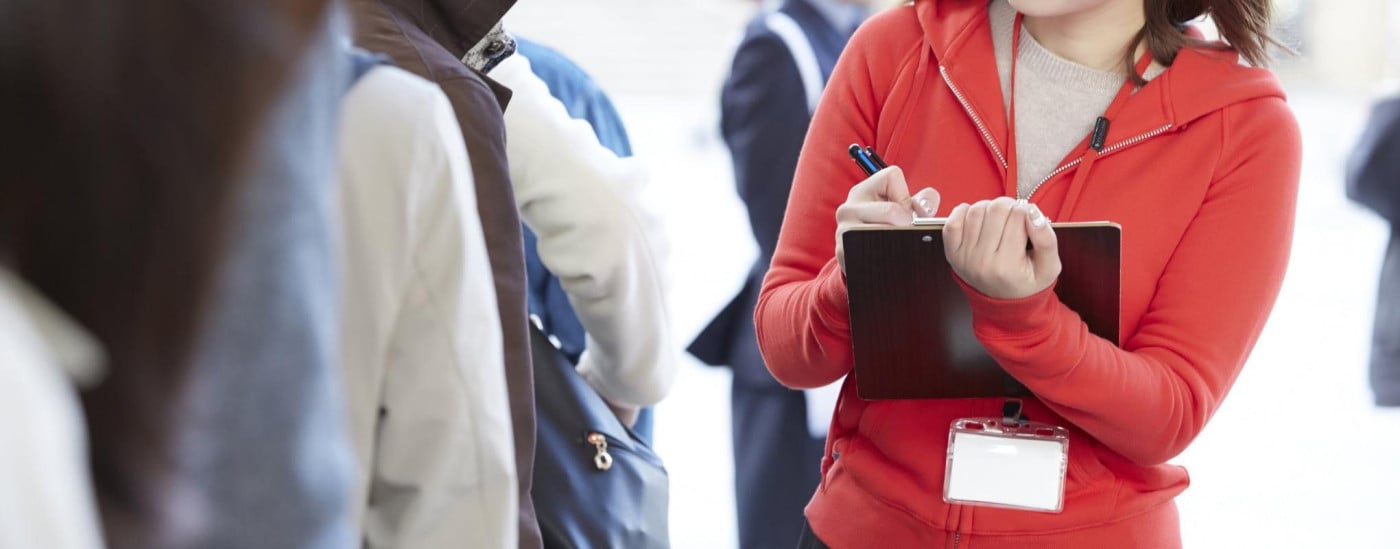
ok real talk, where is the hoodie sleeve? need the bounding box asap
[962,97,1302,466]
[754,11,905,390]
[492,54,676,408]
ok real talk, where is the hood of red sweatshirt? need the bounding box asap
[910,0,1287,161]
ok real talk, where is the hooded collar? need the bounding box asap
[378,0,516,58]
[914,0,1286,158]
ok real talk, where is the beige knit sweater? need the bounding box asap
[988,0,1163,198]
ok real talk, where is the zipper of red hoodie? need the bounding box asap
[933,66,1173,545]
[938,65,1175,202]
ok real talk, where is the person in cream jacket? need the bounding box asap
[336,47,674,548]
[336,59,517,549]
[492,52,676,424]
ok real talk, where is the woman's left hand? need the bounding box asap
[943,197,1062,300]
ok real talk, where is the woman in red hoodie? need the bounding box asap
[757,0,1301,547]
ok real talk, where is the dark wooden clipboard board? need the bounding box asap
[842,222,1122,400]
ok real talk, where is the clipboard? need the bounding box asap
[842,221,1121,400]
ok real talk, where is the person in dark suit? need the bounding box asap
[1348,96,1400,408]
[688,0,871,546]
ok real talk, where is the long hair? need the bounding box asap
[0,0,330,545]
[1129,0,1281,82]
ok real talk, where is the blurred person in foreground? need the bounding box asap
[0,0,339,547]
[1348,95,1400,407]
[687,0,873,546]
[178,12,356,549]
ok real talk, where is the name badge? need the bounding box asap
[944,417,1069,513]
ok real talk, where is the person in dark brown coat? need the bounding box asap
[347,1,542,547]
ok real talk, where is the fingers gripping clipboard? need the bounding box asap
[841,222,1121,400]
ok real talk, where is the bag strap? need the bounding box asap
[764,11,824,115]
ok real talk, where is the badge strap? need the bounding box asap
[1002,398,1027,427]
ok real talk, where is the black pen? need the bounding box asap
[851,143,947,224]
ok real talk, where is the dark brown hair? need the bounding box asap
[0,0,328,545]
[1130,0,1281,82]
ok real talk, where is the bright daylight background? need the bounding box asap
[509,1,1400,547]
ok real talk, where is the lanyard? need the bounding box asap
[1006,13,1156,198]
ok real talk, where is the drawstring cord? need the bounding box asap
[1060,147,1100,219]
[1059,53,1156,218]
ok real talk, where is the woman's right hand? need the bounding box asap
[834,166,940,271]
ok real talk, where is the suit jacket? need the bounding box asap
[349,1,543,546]
[689,0,857,386]
[1348,96,1400,407]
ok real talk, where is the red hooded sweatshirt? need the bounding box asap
[755,1,1301,547]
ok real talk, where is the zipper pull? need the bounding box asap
[587,432,613,471]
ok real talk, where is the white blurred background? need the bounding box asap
[508,1,1400,547]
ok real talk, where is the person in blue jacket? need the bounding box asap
[514,37,655,442]
[687,0,870,546]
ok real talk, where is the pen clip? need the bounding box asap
[865,146,888,170]
[848,144,879,176]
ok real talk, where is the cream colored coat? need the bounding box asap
[337,66,516,549]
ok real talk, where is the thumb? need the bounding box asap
[1026,205,1061,277]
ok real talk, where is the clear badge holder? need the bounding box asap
[944,401,1070,514]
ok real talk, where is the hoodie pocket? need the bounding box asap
[1065,435,1114,494]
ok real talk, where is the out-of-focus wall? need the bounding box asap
[1302,0,1394,88]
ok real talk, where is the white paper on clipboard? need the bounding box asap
[803,377,844,438]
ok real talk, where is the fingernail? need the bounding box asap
[1029,205,1047,228]
[1015,198,1028,206]
[917,197,931,213]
